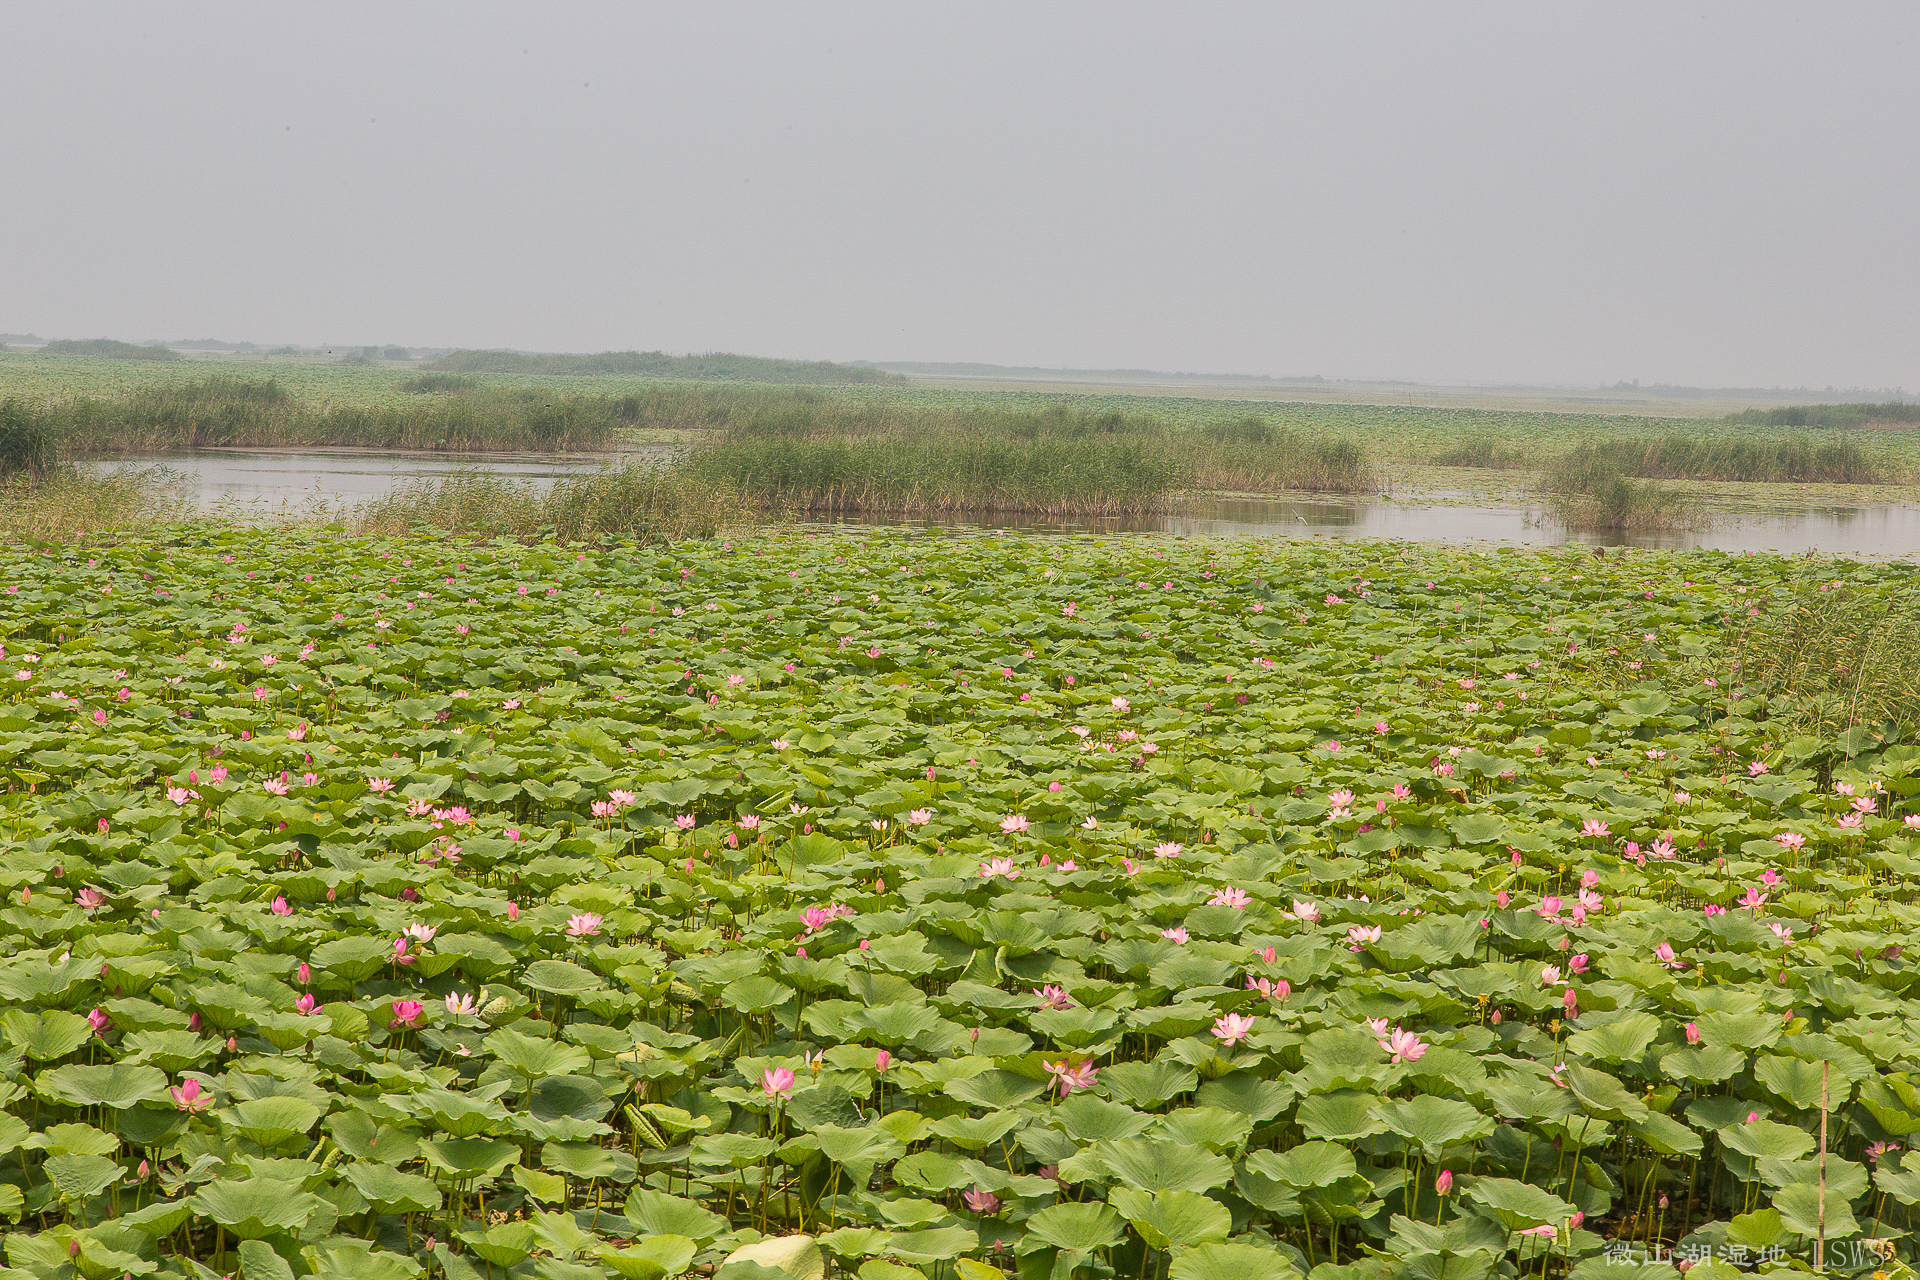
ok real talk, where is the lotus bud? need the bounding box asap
[1685,1022,1700,1044]
[507,902,519,921]
[1436,1169,1453,1195]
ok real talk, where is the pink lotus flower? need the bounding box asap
[1033,985,1075,1011]
[391,938,415,966]
[1153,841,1184,859]
[269,896,291,916]
[963,1187,1002,1215]
[75,888,106,910]
[171,1079,211,1113]
[1539,965,1562,987]
[1580,819,1610,839]
[506,902,519,921]
[1111,697,1130,712]
[1684,1022,1700,1044]
[1379,1026,1428,1064]
[368,777,394,793]
[1562,988,1578,1016]
[674,814,696,830]
[907,809,932,826]
[1655,942,1685,970]
[1161,926,1190,944]
[1209,886,1251,909]
[1769,922,1796,942]
[389,1000,424,1029]
[565,913,603,938]
[1291,900,1320,923]
[166,786,191,806]
[1568,953,1589,974]
[262,778,289,796]
[1435,1169,1454,1195]
[1212,1013,1255,1046]
[295,994,320,1016]
[445,991,477,1016]
[874,1049,891,1073]
[1043,1058,1099,1095]
[979,857,1019,880]
[1535,896,1562,919]
[1346,925,1381,951]
[87,1007,110,1035]
[405,923,436,943]
[998,814,1030,835]
[1740,888,1769,911]
[1748,760,1769,776]
[761,1067,796,1098]
[1520,1225,1557,1238]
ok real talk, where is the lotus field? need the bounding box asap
[2,527,1919,1280]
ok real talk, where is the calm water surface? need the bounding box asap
[91,451,1920,558]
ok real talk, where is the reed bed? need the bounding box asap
[354,465,754,545]
[4,377,624,455]
[0,466,193,541]
[1433,430,1898,484]
[1738,576,1920,741]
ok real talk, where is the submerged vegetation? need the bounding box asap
[0,530,1917,1278]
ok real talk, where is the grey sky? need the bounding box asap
[4,3,1916,389]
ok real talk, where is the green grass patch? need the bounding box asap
[37,338,181,361]
[428,348,906,384]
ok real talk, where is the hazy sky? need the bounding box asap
[4,3,1916,388]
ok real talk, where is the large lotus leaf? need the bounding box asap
[1658,1045,1745,1084]
[1244,1141,1358,1190]
[1629,1113,1703,1158]
[341,1162,443,1214]
[1098,1060,1199,1109]
[891,1150,972,1193]
[1754,1055,1844,1111]
[458,1221,538,1266]
[117,1029,219,1072]
[1297,1091,1388,1141]
[945,1069,1048,1110]
[1110,1188,1233,1250]
[1564,1013,1662,1065]
[1379,1096,1494,1157]
[542,1140,636,1180]
[36,1122,119,1157]
[1562,1063,1649,1122]
[1156,1106,1254,1153]
[1023,1200,1127,1250]
[43,1153,124,1201]
[314,1240,426,1280]
[413,1087,510,1137]
[1171,1243,1305,1280]
[1771,1183,1860,1240]
[530,1073,613,1124]
[524,958,604,996]
[1050,1093,1155,1143]
[787,1084,863,1132]
[1,1008,94,1060]
[1693,1010,1782,1053]
[220,1096,323,1148]
[1465,1176,1578,1230]
[309,936,395,981]
[1300,1027,1388,1090]
[420,1137,521,1181]
[1062,1137,1231,1193]
[598,1235,698,1280]
[1758,1155,1867,1201]
[485,1027,591,1079]
[926,1111,1022,1151]
[722,975,792,1014]
[1718,1118,1815,1161]
[38,1063,170,1108]
[1195,1072,1293,1121]
[191,1177,324,1239]
[327,1109,424,1163]
[885,1227,980,1264]
[624,1188,732,1245]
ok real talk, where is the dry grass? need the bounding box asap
[0,467,194,542]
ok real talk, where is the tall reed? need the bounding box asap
[354,465,752,544]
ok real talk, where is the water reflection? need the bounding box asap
[81,451,1920,558]
[820,495,1920,558]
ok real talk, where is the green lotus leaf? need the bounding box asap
[623,1188,732,1245]
[38,1063,171,1108]
[1564,1012,1662,1065]
[1,1009,94,1060]
[420,1137,521,1181]
[43,1153,124,1201]
[190,1177,324,1239]
[219,1096,324,1149]
[1244,1141,1358,1189]
[1171,1243,1305,1280]
[1464,1176,1578,1230]
[341,1162,443,1214]
[1023,1200,1126,1250]
[1110,1187,1233,1250]
[1717,1118,1815,1161]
